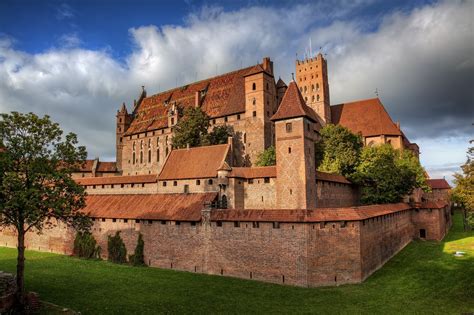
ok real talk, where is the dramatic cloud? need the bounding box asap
[0,0,472,182]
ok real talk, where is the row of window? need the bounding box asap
[162,179,213,187]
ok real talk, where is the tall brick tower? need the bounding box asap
[271,80,319,209]
[295,53,331,123]
[116,103,131,172]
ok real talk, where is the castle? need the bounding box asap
[0,55,451,287]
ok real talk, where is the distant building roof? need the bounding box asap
[125,63,271,135]
[276,78,287,88]
[229,166,276,178]
[271,81,319,123]
[83,193,217,221]
[77,160,117,173]
[315,171,351,184]
[427,179,451,190]
[76,174,157,186]
[158,144,230,180]
[331,98,402,137]
[211,203,412,222]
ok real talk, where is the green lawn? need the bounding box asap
[0,212,473,314]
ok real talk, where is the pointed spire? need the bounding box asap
[270,81,318,123]
[119,102,128,114]
[276,77,287,88]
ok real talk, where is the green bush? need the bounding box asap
[129,233,146,266]
[107,231,127,264]
[73,231,101,259]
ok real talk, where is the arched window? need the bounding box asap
[132,142,136,151]
[304,86,307,93]
[300,87,303,92]
[148,139,151,148]
[317,94,320,101]
[312,84,315,91]
[132,152,136,165]
[140,151,143,164]
[316,83,320,91]
[252,83,256,90]
[312,95,315,102]
[140,140,143,150]
[252,98,256,106]
[156,148,160,162]
[157,137,159,146]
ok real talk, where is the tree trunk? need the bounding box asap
[16,229,25,307]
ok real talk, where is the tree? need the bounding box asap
[73,231,100,259]
[0,112,90,306]
[316,124,363,177]
[255,146,276,166]
[107,231,127,264]
[129,233,146,266]
[352,144,428,204]
[452,143,474,229]
[171,107,209,149]
[206,125,232,146]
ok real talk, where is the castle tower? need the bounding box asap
[276,77,287,107]
[242,57,277,166]
[116,103,131,172]
[295,53,331,123]
[271,80,319,209]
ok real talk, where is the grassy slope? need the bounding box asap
[0,212,472,314]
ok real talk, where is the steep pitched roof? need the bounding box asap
[331,98,402,137]
[427,179,451,190]
[271,81,319,123]
[124,64,268,135]
[158,144,230,180]
[276,78,287,88]
[83,193,217,221]
[211,203,411,222]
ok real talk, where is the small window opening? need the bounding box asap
[208,179,213,185]
[252,83,256,90]
[252,222,259,228]
[163,181,167,187]
[252,111,256,117]
[196,179,201,185]
[273,222,280,229]
[286,122,292,133]
[288,147,292,154]
[234,221,240,228]
[419,229,426,238]
[217,221,222,227]
[173,181,177,186]
[264,177,270,183]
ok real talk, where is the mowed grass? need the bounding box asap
[0,212,473,314]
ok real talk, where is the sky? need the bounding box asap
[0,0,473,184]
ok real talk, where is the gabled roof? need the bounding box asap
[158,144,230,180]
[271,81,319,123]
[83,193,217,221]
[76,160,117,173]
[211,203,412,222]
[124,63,270,135]
[331,98,402,137]
[427,179,451,190]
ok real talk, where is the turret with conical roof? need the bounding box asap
[116,102,132,172]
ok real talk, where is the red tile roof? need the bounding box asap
[96,161,117,173]
[158,144,230,180]
[76,174,157,186]
[124,64,268,135]
[331,98,402,137]
[211,203,411,222]
[271,81,319,123]
[229,166,276,178]
[316,171,351,184]
[427,179,451,190]
[83,193,217,221]
[77,160,94,172]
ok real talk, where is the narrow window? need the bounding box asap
[248,179,254,184]
[208,179,213,185]
[243,133,247,143]
[132,152,136,165]
[252,111,256,117]
[237,114,241,120]
[317,94,320,101]
[140,151,143,163]
[224,116,228,122]
[173,181,177,186]
[273,222,280,229]
[124,219,128,223]
[163,181,167,187]
[184,184,189,193]
[112,218,117,222]
[196,179,201,185]
[171,117,174,125]
[252,98,256,106]
[419,229,426,239]
[286,123,292,133]
[148,150,151,163]
[288,147,291,154]
[252,222,259,228]
[157,148,160,162]
[252,83,256,90]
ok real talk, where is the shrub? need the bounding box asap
[73,231,100,259]
[129,233,146,266]
[255,146,276,166]
[107,231,127,264]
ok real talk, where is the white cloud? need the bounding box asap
[0,0,471,180]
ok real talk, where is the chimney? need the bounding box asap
[262,57,273,75]
[195,91,201,108]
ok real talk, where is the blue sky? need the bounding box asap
[0,0,472,183]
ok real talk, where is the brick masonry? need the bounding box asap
[0,204,451,287]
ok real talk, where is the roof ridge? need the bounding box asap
[144,64,261,100]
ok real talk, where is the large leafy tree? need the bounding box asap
[255,146,276,166]
[0,112,90,306]
[352,144,428,204]
[316,124,363,177]
[172,107,232,148]
[452,143,474,229]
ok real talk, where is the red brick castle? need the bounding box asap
[0,55,451,287]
